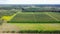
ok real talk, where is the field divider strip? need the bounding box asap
[9,12,20,21]
[45,12,59,21]
[32,12,37,22]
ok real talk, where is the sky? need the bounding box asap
[0,0,60,4]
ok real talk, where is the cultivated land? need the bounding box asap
[0,23,60,33]
[9,23,60,31]
[9,12,60,23]
[0,10,60,33]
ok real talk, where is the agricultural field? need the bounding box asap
[0,4,60,33]
[9,12,60,23]
[10,23,60,31]
[47,12,60,20]
[0,10,18,17]
[0,10,60,33]
[0,23,60,33]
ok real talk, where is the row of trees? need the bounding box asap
[22,7,60,12]
[0,6,60,12]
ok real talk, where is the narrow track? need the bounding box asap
[45,12,59,21]
[9,12,20,21]
[1,12,20,21]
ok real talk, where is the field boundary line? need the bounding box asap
[1,11,20,21]
[9,12,20,21]
[45,12,59,21]
[32,12,37,22]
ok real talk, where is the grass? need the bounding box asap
[8,23,60,33]
[9,23,60,31]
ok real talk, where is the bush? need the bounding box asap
[8,21,60,23]
[17,30,60,33]
[11,31,15,33]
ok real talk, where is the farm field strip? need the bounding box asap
[1,12,60,23]
[45,12,59,21]
[20,12,46,14]
[8,23,60,31]
[47,12,60,20]
[0,23,60,32]
[9,12,59,23]
[32,12,37,22]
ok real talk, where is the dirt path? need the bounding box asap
[9,12,20,21]
[45,12,59,21]
[0,23,20,33]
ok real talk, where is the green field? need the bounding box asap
[47,12,60,20]
[7,23,60,33]
[9,12,60,23]
[10,23,60,31]
[1,23,60,33]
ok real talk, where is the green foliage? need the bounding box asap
[18,30,60,33]
[8,21,60,23]
[2,30,60,33]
